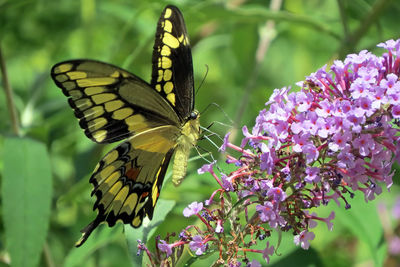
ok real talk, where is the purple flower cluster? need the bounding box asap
[139,39,400,266]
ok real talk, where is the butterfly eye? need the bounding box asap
[190,111,198,119]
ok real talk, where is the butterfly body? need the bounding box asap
[50,5,199,246]
[172,110,200,185]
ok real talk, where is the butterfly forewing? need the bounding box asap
[51,60,180,143]
[151,5,194,121]
[51,5,199,247]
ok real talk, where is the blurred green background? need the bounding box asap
[1,0,400,266]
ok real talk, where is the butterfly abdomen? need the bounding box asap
[172,112,200,185]
[172,143,190,185]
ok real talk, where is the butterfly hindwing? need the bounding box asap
[151,5,194,121]
[51,60,180,143]
[51,5,200,247]
[75,125,179,246]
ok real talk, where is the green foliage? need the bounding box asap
[2,137,52,267]
[1,0,400,266]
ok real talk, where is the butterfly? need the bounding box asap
[50,5,200,247]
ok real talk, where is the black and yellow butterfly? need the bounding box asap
[50,5,200,247]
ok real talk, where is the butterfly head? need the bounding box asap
[179,109,200,145]
[189,110,199,120]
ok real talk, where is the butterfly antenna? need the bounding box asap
[195,64,209,97]
[205,120,233,131]
[194,145,217,163]
[194,134,229,177]
[200,126,223,145]
[199,129,221,150]
[195,144,226,176]
[189,151,212,163]
[200,102,234,126]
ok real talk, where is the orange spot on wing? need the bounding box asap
[126,168,140,181]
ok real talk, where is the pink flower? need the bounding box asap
[158,240,172,257]
[294,230,315,250]
[189,235,207,255]
[262,242,274,264]
[183,201,203,217]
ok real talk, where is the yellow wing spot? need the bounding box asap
[157,58,162,68]
[75,98,93,111]
[93,130,107,142]
[92,93,117,104]
[125,114,146,124]
[151,167,162,206]
[96,166,118,185]
[132,216,142,227]
[167,93,176,106]
[62,81,76,90]
[83,106,105,120]
[93,162,100,173]
[109,181,123,197]
[112,107,134,120]
[126,114,148,132]
[120,71,130,78]
[155,84,162,92]
[103,149,119,165]
[164,8,172,18]
[163,32,180,49]
[94,170,118,192]
[163,82,173,94]
[178,34,189,45]
[151,186,158,206]
[77,77,117,87]
[120,193,138,214]
[54,63,73,74]
[85,86,107,96]
[184,36,189,45]
[112,186,130,214]
[157,70,163,82]
[100,181,123,208]
[87,117,107,131]
[105,100,125,112]
[126,115,147,131]
[164,19,172,33]
[162,57,172,69]
[55,74,68,82]
[134,200,146,216]
[115,185,129,203]
[163,69,172,81]
[161,45,171,56]
[69,90,83,100]
[110,70,121,78]
[67,71,87,80]
[97,171,121,188]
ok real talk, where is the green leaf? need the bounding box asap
[335,191,383,265]
[63,225,124,267]
[271,247,324,267]
[2,137,52,267]
[125,199,176,266]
